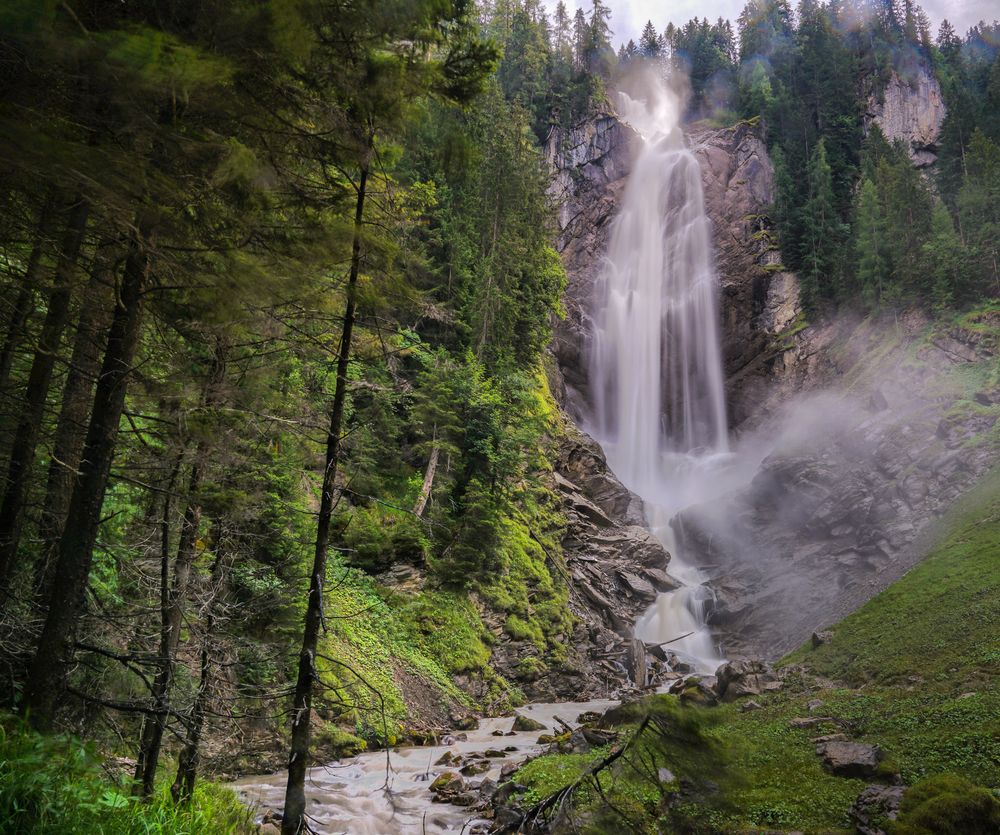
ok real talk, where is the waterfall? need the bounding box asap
[588,75,730,673]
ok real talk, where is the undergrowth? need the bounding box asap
[0,714,252,834]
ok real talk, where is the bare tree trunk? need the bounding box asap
[135,343,226,796]
[282,146,370,835]
[412,439,439,518]
[171,525,231,804]
[21,217,152,731]
[0,194,55,396]
[133,449,183,795]
[35,240,115,596]
[0,196,90,593]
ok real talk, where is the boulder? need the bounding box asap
[715,659,780,701]
[429,771,465,798]
[817,741,882,778]
[460,761,490,777]
[512,713,546,732]
[452,715,479,731]
[811,630,833,648]
[680,677,719,707]
[850,784,905,835]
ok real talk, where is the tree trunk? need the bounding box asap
[0,194,55,396]
[21,218,152,731]
[412,440,439,518]
[171,526,230,804]
[132,448,183,795]
[35,241,115,596]
[0,195,90,593]
[282,150,370,835]
[135,343,226,797]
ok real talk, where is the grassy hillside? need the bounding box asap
[514,468,1000,833]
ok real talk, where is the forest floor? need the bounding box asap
[513,465,1000,833]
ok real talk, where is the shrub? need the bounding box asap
[892,773,1000,835]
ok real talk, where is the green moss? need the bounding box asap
[892,774,1000,834]
[398,591,492,675]
[312,722,367,758]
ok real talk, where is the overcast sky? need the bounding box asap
[543,0,999,48]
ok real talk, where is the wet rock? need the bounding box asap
[715,659,780,701]
[435,751,456,766]
[850,784,905,835]
[484,749,506,758]
[452,715,480,731]
[460,761,490,777]
[493,805,524,830]
[617,570,657,600]
[450,792,478,807]
[477,777,498,800]
[576,710,602,725]
[499,762,519,781]
[430,771,465,798]
[817,741,882,778]
[511,714,546,732]
[811,630,833,648]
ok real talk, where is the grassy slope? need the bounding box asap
[516,466,1000,833]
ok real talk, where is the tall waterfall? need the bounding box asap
[588,76,729,673]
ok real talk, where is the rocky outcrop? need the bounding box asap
[679,310,1000,659]
[544,427,682,697]
[714,658,781,701]
[851,785,905,835]
[865,63,946,167]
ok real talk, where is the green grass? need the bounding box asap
[0,715,252,834]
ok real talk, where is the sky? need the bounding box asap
[543,0,1000,48]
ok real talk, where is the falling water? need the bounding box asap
[589,74,731,673]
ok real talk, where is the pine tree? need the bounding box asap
[639,20,662,58]
[854,178,891,308]
[799,138,847,307]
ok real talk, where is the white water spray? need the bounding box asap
[589,72,732,673]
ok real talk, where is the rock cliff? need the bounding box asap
[544,114,799,426]
[543,105,1000,671]
[683,309,999,659]
[864,63,946,167]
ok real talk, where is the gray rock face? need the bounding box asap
[865,63,946,167]
[688,121,800,419]
[683,310,999,660]
[817,741,882,778]
[544,113,799,425]
[487,424,680,701]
